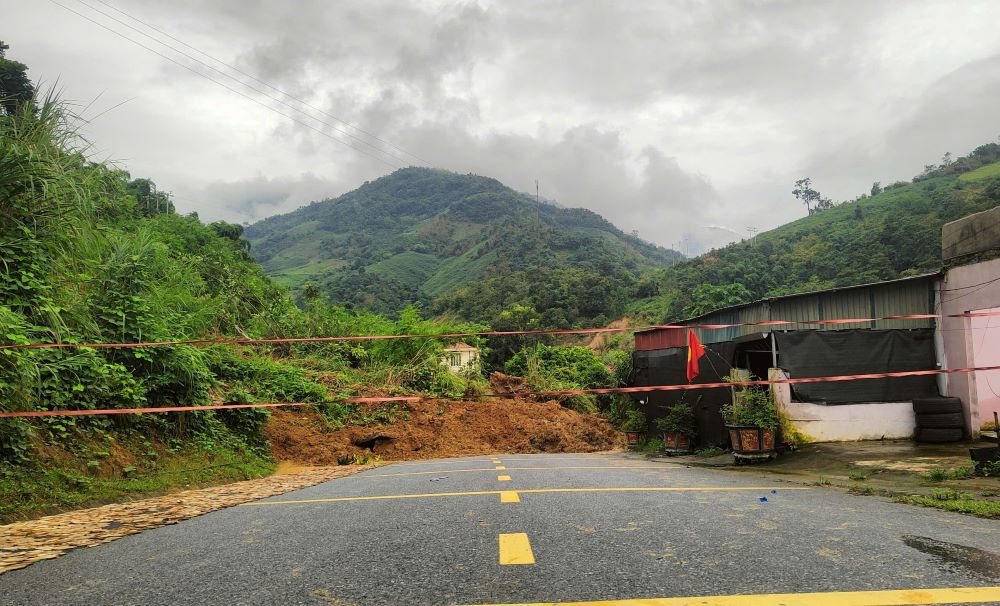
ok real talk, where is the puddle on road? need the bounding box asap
[902,535,1000,581]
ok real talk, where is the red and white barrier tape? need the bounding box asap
[3,366,998,419]
[1,311,998,352]
[0,396,421,419]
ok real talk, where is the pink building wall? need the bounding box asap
[938,257,1000,436]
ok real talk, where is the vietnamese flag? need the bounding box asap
[686,330,706,382]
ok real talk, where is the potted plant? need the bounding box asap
[621,408,647,447]
[655,400,696,454]
[722,373,779,458]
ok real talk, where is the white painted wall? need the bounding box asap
[769,368,915,442]
[442,348,480,373]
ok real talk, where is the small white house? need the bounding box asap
[442,342,480,373]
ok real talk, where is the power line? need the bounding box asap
[90,0,432,168]
[69,0,418,169]
[48,0,406,170]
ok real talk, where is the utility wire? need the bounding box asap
[90,0,432,167]
[70,0,415,169]
[49,0,406,170]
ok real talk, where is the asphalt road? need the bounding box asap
[2,452,999,605]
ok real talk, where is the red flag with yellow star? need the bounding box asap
[686,330,705,382]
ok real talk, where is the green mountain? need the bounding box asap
[245,168,683,324]
[631,143,1000,322]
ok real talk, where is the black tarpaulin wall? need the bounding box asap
[632,342,736,447]
[774,329,939,404]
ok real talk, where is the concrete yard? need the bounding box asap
[1,452,999,605]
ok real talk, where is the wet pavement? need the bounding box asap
[0,452,998,605]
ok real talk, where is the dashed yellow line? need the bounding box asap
[498,475,511,481]
[495,465,506,470]
[498,533,535,565]
[500,491,521,503]
[242,486,808,506]
[387,456,612,467]
[461,586,1000,605]
[361,466,672,478]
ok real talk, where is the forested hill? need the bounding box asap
[246,167,683,325]
[631,143,1000,322]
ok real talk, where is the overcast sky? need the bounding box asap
[6,0,1000,253]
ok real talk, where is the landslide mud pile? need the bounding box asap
[265,398,621,464]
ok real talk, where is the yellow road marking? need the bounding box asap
[461,586,1000,605]
[496,465,506,470]
[242,486,809,506]
[498,533,535,565]
[361,466,670,478]
[388,455,610,466]
[500,491,520,503]
[498,475,511,481]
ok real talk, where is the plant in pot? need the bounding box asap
[655,400,696,454]
[722,373,779,458]
[620,408,647,447]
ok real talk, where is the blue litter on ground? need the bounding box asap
[759,497,768,503]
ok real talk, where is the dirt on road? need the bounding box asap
[265,398,621,465]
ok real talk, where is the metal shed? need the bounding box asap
[635,272,939,347]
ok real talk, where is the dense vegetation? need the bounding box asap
[630,144,1000,321]
[0,45,504,519]
[245,168,682,325]
[247,131,1000,330]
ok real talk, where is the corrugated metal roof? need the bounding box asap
[636,272,941,346]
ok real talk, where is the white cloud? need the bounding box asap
[4,0,1000,253]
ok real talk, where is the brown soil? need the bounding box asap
[265,398,622,465]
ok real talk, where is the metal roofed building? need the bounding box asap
[633,204,1000,447]
[633,273,943,445]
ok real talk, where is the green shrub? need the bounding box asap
[505,344,614,389]
[620,408,646,432]
[655,401,695,434]
[216,388,271,443]
[721,375,778,429]
[207,350,328,403]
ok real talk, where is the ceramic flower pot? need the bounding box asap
[661,431,693,453]
[624,431,644,446]
[726,425,776,454]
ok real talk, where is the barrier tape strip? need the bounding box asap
[1,311,998,352]
[3,365,998,419]
[0,396,422,419]
[529,364,1000,397]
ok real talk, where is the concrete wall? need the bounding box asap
[942,205,1000,261]
[769,368,915,442]
[939,257,1000,436]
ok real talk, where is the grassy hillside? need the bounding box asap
[631,146,1000,321]
[0,88,490,518]
[245,168,683,322]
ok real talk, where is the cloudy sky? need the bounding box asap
[6,0,1000,253]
